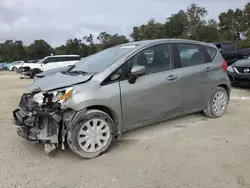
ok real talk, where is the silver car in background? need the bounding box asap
[13,39,231,159]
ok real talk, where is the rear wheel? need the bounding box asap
[12,67,17,71]
[67,109,114,159]
[204,87,229,118]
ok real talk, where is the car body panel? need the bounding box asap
[34,66,70,81]
[64,78,123,126]
[120,70,182,126]
[28,72,93,92]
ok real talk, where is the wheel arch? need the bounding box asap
[86,105,121,137]
[217,84,231,98]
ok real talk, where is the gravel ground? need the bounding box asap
[0,72,250,188]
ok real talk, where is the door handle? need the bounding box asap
[206,67,213,72]
[167,75,179,81]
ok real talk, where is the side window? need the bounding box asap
[56,57,66,62]
[177,44,206,67]
[222,43,234,52]
[56,56,80,62]
[206,47,217,60]
[70,56,80,61]
[43,57,55,64]
[128,43,173,74]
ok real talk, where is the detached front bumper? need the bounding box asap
[12,93,62,144]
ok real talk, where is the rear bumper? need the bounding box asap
[227,72,250,85]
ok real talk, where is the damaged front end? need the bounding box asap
[12,89,76,154]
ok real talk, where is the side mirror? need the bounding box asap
[131,65,146,76]
[128,65,146,84]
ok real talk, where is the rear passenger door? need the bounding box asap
[174,43,213,112]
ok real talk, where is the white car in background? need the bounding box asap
[22,55,81,72]
[9,61,24,71]
[21,55,81,78]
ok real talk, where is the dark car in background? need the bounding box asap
[227,59,250,86]
[212,41,248,65]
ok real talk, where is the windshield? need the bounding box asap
[70,45,137,74]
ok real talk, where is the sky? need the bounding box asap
[0,0,249,46]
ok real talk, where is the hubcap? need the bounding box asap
[77,119,110,153]
[212,91,227,115]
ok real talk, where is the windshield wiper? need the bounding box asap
[66,65,75,72]
[66,70,88,75]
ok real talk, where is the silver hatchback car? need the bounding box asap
[13,39,231,158]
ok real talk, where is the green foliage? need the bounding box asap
[1,3,250,62]
[0,40,27,62]
[26,40,53,60]
[97,32,129,49]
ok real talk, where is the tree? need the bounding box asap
[83,34,94,45]
[164,10,188,38]
[131,19,166,41]
[185,3,208,40]
[27,40,53,59]
[54,45,67,55]
[98,32,129,49]
[83,34,98,56]
[197,19,220,42]
[0,40,27,62]
[219,8,246,41]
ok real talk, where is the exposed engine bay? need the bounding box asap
[13,90,77,154]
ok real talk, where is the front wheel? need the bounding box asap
[29,68,42,79]
[19,67,24,73]
[204,87,229,118]
[67,109,114,159]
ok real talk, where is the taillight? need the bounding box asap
[222,60,228,71]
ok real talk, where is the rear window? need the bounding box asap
[206,47,217,60]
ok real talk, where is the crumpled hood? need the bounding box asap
[36,67,70,78]
[232,59,250,67]
[28,72,93,92]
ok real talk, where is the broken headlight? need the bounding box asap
[52,87,74,102]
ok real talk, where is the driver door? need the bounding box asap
[42,57,56,71]
[119,43,183,127]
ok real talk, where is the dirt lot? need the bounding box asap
[0,71,250,188]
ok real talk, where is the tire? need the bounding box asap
[67,109,114,159]
[204,87,229,118]
[12,67,17,71]
[29,68,42,79]
[19,67,24,72]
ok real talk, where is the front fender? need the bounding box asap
[63,82,123,133]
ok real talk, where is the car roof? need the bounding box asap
[109,38,217,72]
[48,55,80,58]
[118,38,216,48]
